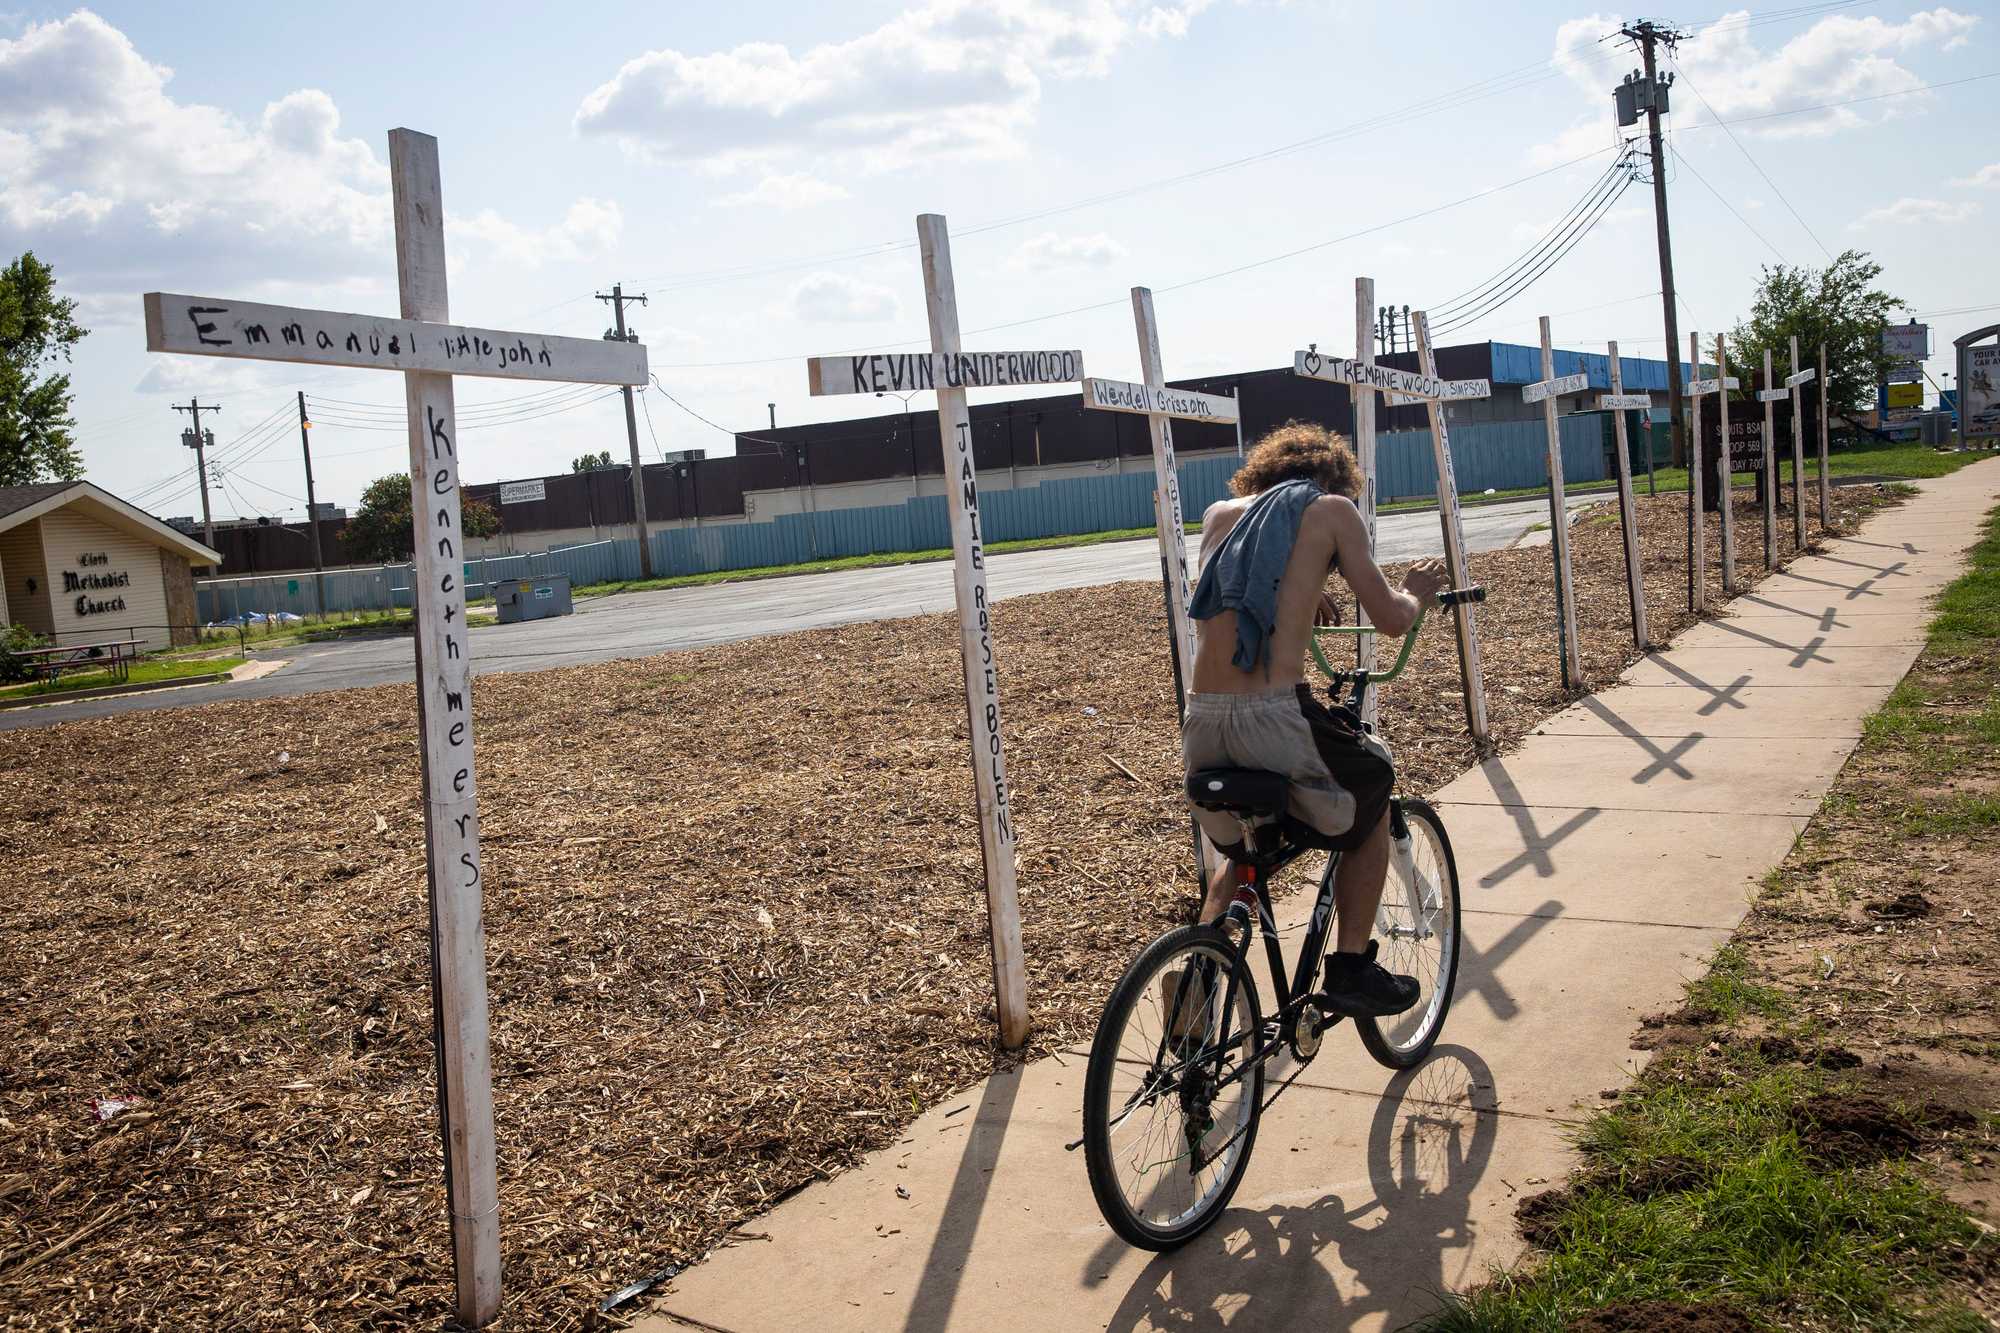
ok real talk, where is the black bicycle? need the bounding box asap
[1076,588,1480,1250]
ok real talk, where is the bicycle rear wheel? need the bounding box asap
[1358,797,1461,1069]
[1083,924,1263,1250]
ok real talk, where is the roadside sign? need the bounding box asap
[1964,343,2000,439]
[1882,323,1929,360]
[1885,381,1922,409]
[1886,360,1924,384]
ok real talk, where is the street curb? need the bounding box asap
[0,670,233,711]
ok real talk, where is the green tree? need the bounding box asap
[0,252,87,485]
[343,473,500,563]
[1727,249,1903,420]
[572,450,615,472]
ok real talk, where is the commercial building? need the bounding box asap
[0,482,222,650]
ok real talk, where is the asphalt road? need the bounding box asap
[2,494,1600,731]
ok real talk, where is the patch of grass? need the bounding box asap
[1682,943,1787,1023]
[1433,1054,1991,1332]
[0,655,246,699]
[572,523,1204,600]
[1897,793,2000,837]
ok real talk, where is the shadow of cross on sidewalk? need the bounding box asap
[1578,696,1703,783]
[1642,654,1751,716]
[1710,618,1833,670]
[1776,568,1889,602]
[1736,594,1848,633]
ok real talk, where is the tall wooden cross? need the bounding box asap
[1715,334,1738,593]
[1787,335,1816,550]
[1758,350,1787,565]
[1684,336,1739,611]
[1082,289,1239,883]
[1408,309,1492,747]
[142,129,649,1328]
[1598,343,1652,648]
[1293,278,1491,732]
[1522,316,1590,689]
[805,215,1084,1051]
[1817,343,1832,527]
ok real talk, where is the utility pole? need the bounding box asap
[597,283,653,578]
[296,392,328,618]
[1616,19,1689,607]
[173,398,218,557]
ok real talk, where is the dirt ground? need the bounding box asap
[0,486,1892,1330]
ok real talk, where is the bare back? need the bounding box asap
[1189,492,1415,693]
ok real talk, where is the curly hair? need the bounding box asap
[1228,420,1363,500]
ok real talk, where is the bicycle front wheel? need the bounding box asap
[1358,797,1461,1069]
[1083,924,1264,1250]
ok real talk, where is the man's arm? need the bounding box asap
[1322,496,1442,637]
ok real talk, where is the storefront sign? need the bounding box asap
[498,479,546,505]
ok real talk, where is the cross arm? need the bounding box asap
[143,292,648,386]
[1082,377,1239,422]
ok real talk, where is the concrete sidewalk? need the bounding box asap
[633,464,2000,1333]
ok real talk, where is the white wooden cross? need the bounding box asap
[1081,289,1238,885]
[1759,349,1786,566]
[1715,334,1738,593]
[1409,309,1492,747]
[1598,344,1651,648]
[1684,336,1740,612]
[142,129,649,1328]
[1523,317,1587,689]
[1293,277,1493,734]
[805,215,1083,1051]
[1816,342,1832,527]
[1788,335,1815,549]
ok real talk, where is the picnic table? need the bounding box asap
[9,639,142,684]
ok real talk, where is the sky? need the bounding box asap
[6,0,1996,522]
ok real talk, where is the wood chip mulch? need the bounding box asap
[0,484,1898,1329]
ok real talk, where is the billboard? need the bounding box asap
[1885,381,1923,410]
[1964,344,2000,440]
[1882,323,1929,360]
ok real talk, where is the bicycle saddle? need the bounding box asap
[1185,767,1289,816]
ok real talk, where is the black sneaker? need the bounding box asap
[1319,941,1420,1017]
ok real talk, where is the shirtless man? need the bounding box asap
[1182,421,1446,1016]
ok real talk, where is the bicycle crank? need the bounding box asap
[1288,1000,1329,1061]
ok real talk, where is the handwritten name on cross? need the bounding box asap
[804,214,1083,1051]
[1294,281,1494,733]
[141,128,646,1329]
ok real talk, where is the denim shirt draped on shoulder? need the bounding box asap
[1187,478,1324,675]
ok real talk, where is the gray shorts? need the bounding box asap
[1182,685,1394,853]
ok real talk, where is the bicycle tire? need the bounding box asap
[1083,923,1264,1250]
[1358,797,1461,1070]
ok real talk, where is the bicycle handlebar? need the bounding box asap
[1309,586,1483,686]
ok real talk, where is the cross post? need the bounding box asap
[1409,310,1490,746]
[1789,334,1811,549]
[1293,278,1493,732]
[805,215,1084,1049]
[1081,289,1240,883]
[1817,342,1832,526]
[1760,348,1783,565]
[1598,343,1651,649]
[1714,334,1737,592]
[1524,317,1588,687]
[143,127,649,1327]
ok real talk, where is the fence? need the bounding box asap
[196,416,1610,618]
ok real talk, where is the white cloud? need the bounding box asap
[790,272,900,322]
[1951,162,2000,188]
[0,11,621,302]
[1010,230,1126,269]
[452,198,624,270]
[1671,7,1979,139]
[1528,114,1617,169]
[1850,196,1978,227]
[717,172,852,210]
[574,0,1193,173]
[1139,0,1214,38]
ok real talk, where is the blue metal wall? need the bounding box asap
[1488,341,1699,392]
[196,416,1612,617]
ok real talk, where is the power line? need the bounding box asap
[1428,155,1629,319]
[1669,142,1788,262]
[1669,57,1833,259]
